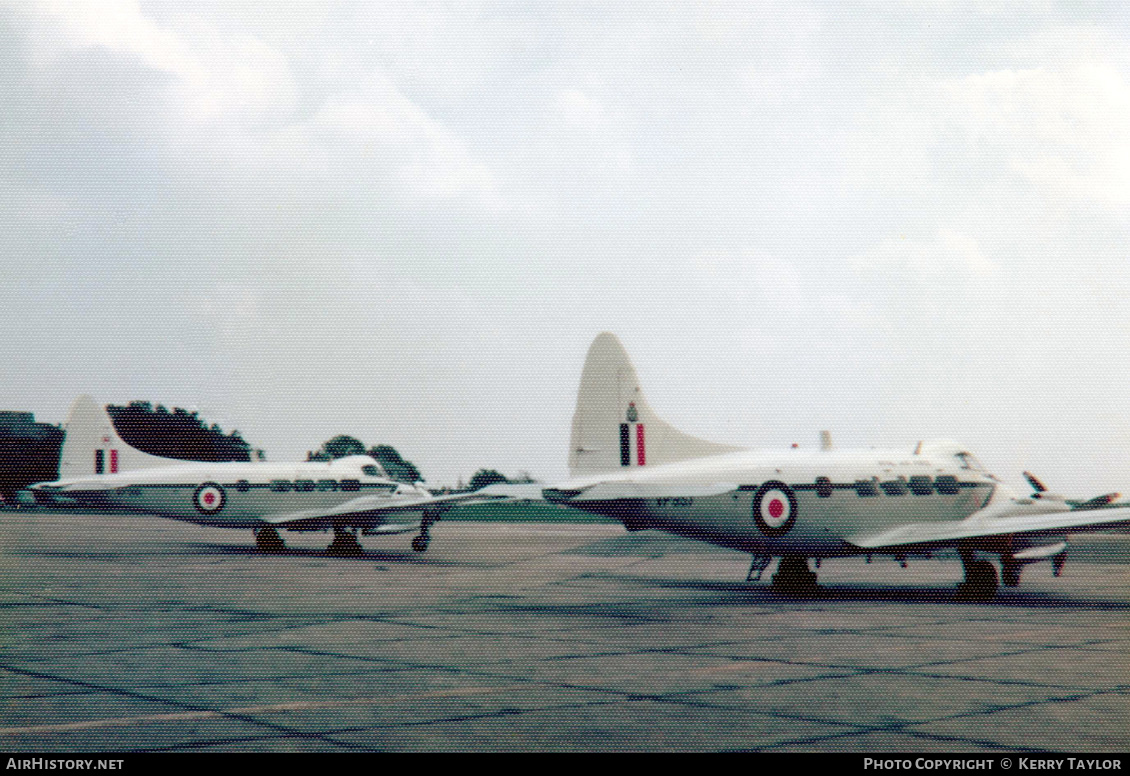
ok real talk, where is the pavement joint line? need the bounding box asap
[0,685,533,737]
[0,658,417,696]
[146,733,363,754]
[735,726,1043,753]
[663,683,1103,727]
[314,699,633,736]
[308,697,854,741]
[892,667,1130,693]
[656,645,1102,676]
[0,668,325,740]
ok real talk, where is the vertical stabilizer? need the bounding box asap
[568,333,743,476]
[59,396,180,478]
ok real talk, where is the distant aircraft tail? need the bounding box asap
[568,333,743,477]
[58,396,180,479]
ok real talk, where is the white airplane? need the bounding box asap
[542,333,1130,599]
[28,396,507,555]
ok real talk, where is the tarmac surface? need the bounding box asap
[0,511,1127,753]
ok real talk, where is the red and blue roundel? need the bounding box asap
[752,481,797,537]
[194,482,227,514]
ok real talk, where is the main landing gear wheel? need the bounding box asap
[411,534,430,553]
[326,527,364,557]
[956,558,999,601]
[254,526,286,553]
[771,555,819,595]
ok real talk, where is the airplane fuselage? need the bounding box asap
[554,444,1008,557]
[32,455,430,529]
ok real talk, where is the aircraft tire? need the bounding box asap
[412,535,430,553]
[327,528,363,557]
[956,559,998,602]
[254,527,286,553]
[771,556,818,594]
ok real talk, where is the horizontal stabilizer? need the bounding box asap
[547,481,738,503]
[473,482,548,501]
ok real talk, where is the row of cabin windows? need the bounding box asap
[234,479,363,493]
[814,475,960,499]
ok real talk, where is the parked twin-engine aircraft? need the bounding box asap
[29,396,502,554]
[542,333,1130,599]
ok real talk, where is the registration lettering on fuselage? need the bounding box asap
[655,497,693,508]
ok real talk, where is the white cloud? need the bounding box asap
[943,64,1130,207]
[33,0,296,127]
[308,76,498,204]
[552,89,612,135]
[852,231,998,280]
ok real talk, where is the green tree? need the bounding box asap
[468,469,508,491]
[309,435,367,461]
[309,436,423,484]
[106,402,252,463]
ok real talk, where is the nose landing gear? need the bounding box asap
[412,510,438,553]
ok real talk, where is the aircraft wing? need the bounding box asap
[846,505,1130,551]
[260,488,519,529]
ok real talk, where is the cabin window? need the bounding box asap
[235,480,250,493]
[880,479,906,496]
[815,477,833,498]
[270,479,292,492]
[934,475,959,495]
[908,475,933,496]
[855,479,879,497]
[340,479,361,492]
[316,479,338,492]
[294,479,315,492]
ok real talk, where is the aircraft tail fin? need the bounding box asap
[58,396,180,479]
[568,333,743,477]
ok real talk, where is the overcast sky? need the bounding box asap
[2,2,1129,494]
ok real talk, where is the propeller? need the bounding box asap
[1070,492,1121,511]
[1023,471,1048,497]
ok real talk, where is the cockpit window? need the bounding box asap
[362,464,382,477]
[955,453,986,472]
